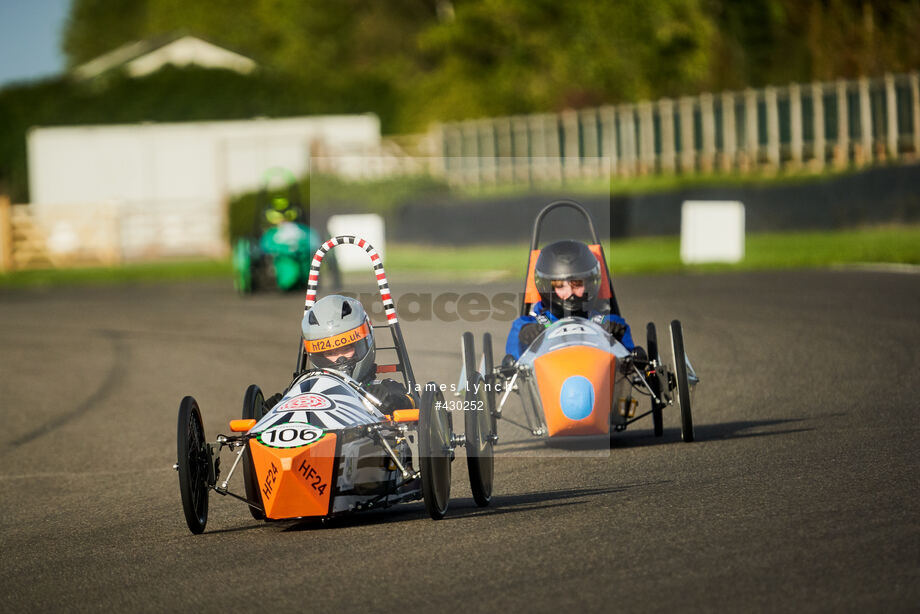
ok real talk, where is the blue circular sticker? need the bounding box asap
[559,376,595,420]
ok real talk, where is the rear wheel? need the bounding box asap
[242,385,266,520]
[647,323,664,437]
[177,396,209,534]
[669,320,694,443]
[463,333,494,507]
[419,385,451,519]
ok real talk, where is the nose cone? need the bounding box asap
[559,375,595,420]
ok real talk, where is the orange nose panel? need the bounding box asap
[248,433,337,520]
[533,345,615,437]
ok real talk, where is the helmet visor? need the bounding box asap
[305,322,372,374]
[535,269,602,314]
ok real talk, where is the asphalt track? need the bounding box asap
[1,270,918,612]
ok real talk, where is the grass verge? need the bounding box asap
[2,225,918,289]
[0,259,231,289]
[387,225,920,277]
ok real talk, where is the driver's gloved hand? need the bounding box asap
[603,320,627,341]
[518,322,543,348]
[365,382,411,413]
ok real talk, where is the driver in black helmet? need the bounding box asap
[303,295,414,414]
[505,240,639,360]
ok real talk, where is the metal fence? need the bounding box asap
[428,72,920,186]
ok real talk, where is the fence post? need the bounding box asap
[512,116,531,185]
[658,98,675,173]
[835,79,849,168]
[638,101,655,174]
[478,120,497,184]
[700,93,715,172]
[912,72,920,158]
[542,114,562,183]
[0,195,12,272]
[765,86,780,169]
[744,88,758,170]
[618,104,637,176]
[580,108,600,177]
[462,122,480,188]
[599,106,618,177]
[884,74,898,160]
[679,96,695,173]
[858,76,873,165]
[497,118,513,183]
[562,109,581,179]
[790,83,803,168]
[721,92,736,172]
[528,114,546,181]
[812,82,825,170]
[428,123,447,178]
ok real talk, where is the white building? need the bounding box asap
[27,115,381,260]
[72,34,258,81]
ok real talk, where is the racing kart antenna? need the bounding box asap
[296,236,418,395]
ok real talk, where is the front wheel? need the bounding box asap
[419,385,451,519]
[669,320,694,443]
[647,322,664,437]
[177,396,210,534]
[464,364,494,508]
[241,385,266,520]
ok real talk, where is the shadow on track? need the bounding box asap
[494,416,822,453]
[280,483,658,531]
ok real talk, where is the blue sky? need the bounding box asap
[0,0,72,88]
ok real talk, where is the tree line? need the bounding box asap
[1,0,918,201]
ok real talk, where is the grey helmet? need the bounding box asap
[534,240,601,318]
[302,295,375,382]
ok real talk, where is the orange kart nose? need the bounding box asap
[533,345,615,437]
[248,432,337,519]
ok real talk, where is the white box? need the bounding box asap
[680,200,745,264]
[325,214,386,272]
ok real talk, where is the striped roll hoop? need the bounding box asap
[304,235,397,324]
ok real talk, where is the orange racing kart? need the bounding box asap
[459,200,699,445]
[175,236,491,534]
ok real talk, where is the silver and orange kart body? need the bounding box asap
[246,372,420,520]
[512,317,632,437]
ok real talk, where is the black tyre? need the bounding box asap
[481,332,498,434]
[669,320,694,443]
[647,322,664,437]
[177,396,209,534]
[419,384,452,519]
[464,372,494,507]
[463,330,493,507]
[242,384,266,520]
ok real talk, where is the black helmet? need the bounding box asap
[534,240,601,318]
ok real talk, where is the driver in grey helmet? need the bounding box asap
[302,295,414,414]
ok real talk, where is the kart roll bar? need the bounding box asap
[295,236,418,398]
[521,199,621,316]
